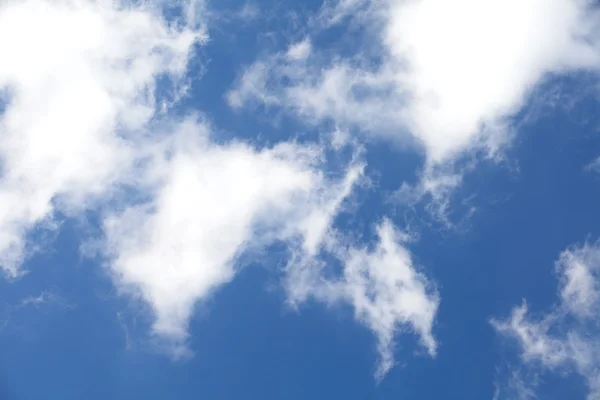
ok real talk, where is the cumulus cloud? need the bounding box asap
[0,0,204,277]
[286,219,439,379]
[382,0,600,162]
[228,0,600,213]
[101,118,365,351]
[493,241,600,399]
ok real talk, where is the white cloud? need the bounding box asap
[228,0,600,215]
[286,39,312,61]
[233,0,600,163]
[493,241,600,399]
[101,119,364,351]
[285,219,439,380]
[382,0,600,163]
[558,243,600,317]
[0,0,204,277]
[586,156,600,174]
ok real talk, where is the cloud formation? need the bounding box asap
[0,0,203,277]
[102,119,365,351]
[286,219,439,379]
[228,0,600,183]
[493,241,600,399]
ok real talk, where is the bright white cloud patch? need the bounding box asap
[384,0,600,163]
[0,0,203,277]
[286,219,439,379]
[229,0,600,164]
[493,241,600,399]
[102,119,365,350]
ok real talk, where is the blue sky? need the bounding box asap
[1,0,600,399]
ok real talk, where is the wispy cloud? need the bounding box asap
[0,290,72,335]
[492,241,600,399]
[285,219,439,380]
[17,291,71,309]
[586,156,600,174]
[492,366,538,400]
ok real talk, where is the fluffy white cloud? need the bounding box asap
[493,241,600,399]
[0,0,204,277]
[383,0,600,163]
[102,119,364,351]
[286,219,439,379]
[228,0,600,205]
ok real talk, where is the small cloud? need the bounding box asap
[0,290,72,336]
[286,39,312,61]
[585,156,600,174]
[493,366,538,400]
[17,291,71,309]
[100,121,365,353]
[235,2,260,22]
[285,218,439,380]
[492,240,600,398]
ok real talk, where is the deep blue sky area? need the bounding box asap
[2,1,600,400]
